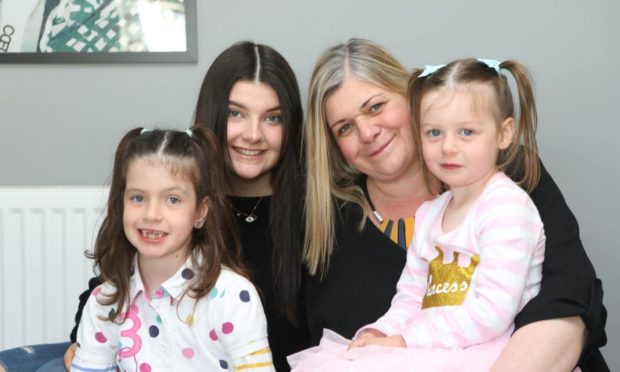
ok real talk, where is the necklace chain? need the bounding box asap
[233,194,265,223]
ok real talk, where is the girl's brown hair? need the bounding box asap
[89,127,245,321]
[408,58,540,192]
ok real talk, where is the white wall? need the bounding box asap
[0,0,617,369]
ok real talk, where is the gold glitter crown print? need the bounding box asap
[422,246,480,309]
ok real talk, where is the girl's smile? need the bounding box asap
[232,146,267,157]
[227,80,284,195]
[138,228,167,243]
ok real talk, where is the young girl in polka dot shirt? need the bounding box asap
[71,127,274,371]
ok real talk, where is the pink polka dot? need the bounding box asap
[222,322,234,334]
[182,347,195,359]
[91,287,101,297]
[139,363,151,372]
[209,328,218,340]
[155,289,163,298]
[95,332,107,343]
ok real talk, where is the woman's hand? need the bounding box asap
[63,343,77,371]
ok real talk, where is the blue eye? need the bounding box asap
[427,129,441,137]
[168,196,180,204]
[461,129,474,136]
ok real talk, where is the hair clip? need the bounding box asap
[477,58,501,74]
[419,64,446,78]
[185,128,193,137]
[140,128,150,135]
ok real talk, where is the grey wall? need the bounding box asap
[1,0,617,368]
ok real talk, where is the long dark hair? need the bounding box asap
[90,127,245,321]
[193,41,304,323]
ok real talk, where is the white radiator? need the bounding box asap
[0,187,108,350]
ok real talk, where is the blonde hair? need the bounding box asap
[408,58,540,193]
[304,39,410,276]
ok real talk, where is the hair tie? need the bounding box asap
[140,128,150,135]
[477,58,501,73]
[185,128,193,137]
[419,64,446,78]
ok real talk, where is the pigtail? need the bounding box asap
[88,127,143,321]
[498,61,540,192]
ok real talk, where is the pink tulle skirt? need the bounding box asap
[288,330,510,372]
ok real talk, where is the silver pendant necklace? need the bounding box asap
[233,194,265,223]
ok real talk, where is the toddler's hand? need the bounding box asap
[349,335,406,349]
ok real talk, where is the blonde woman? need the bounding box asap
[302,39,607,371]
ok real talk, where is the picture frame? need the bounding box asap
[0,0,197,63]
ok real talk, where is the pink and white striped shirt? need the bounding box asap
[361,172,545,348]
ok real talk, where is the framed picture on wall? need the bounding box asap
[0,0,197,63]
